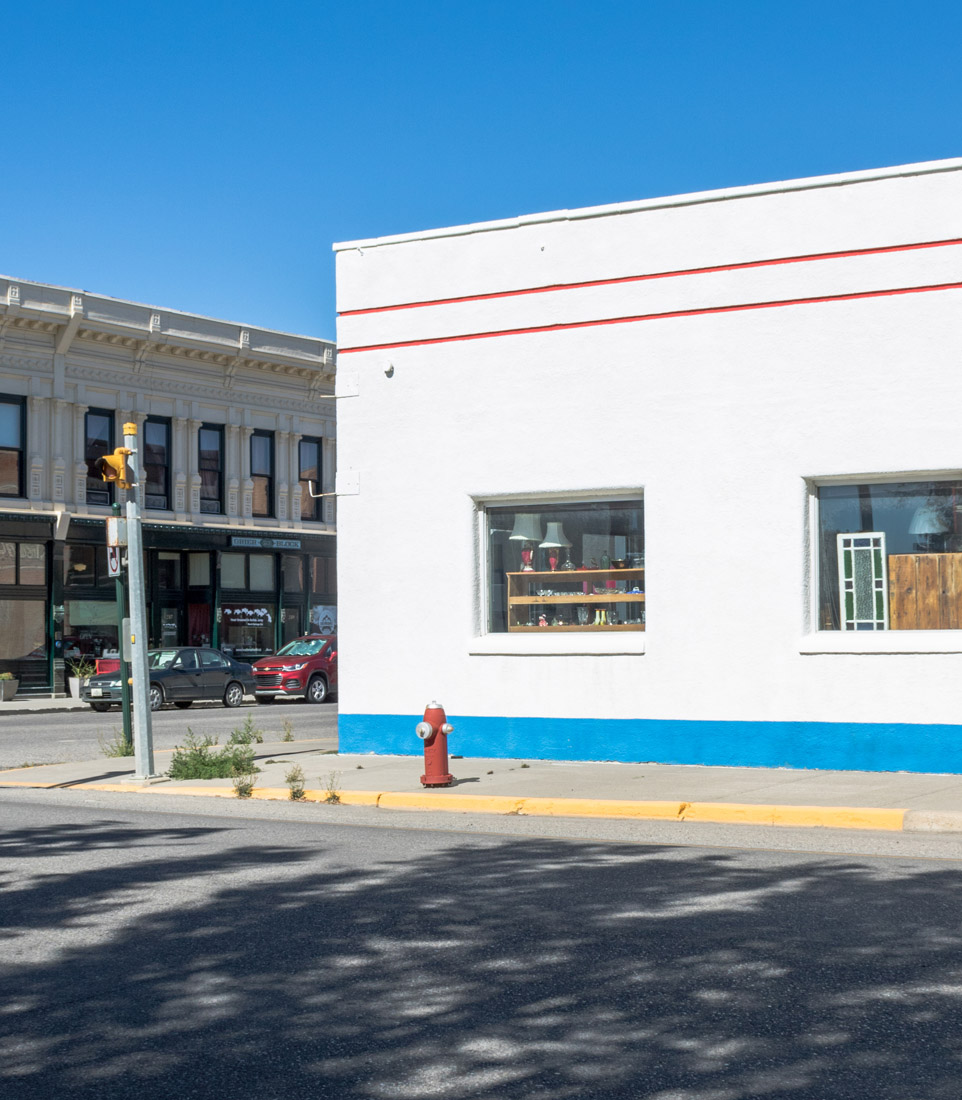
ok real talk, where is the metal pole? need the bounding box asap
[123,422,157,778]
[112,500,133,750]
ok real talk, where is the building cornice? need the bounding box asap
[0,277,335,382]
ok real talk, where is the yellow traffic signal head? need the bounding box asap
[94,447,133,489]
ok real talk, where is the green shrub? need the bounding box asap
[285,764,306,801]
[99,727,134,758]
[228,714,264,745]
[168,729,259,780]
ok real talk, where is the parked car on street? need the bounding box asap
[252,635,337,703]
[80,647,256,712]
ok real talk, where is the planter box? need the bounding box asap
[0,680,19,701]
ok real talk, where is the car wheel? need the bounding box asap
[148,684,164,711]
[174,701,193,710]
[306,676,328,704]
[90,702,111,713]
[223,682,244,708]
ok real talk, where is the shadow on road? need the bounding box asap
[1,817,961,1098]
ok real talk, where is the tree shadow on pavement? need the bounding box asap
[1,817,961,1099]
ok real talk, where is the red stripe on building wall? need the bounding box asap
[338,237,962,317]
[337,280,962,354]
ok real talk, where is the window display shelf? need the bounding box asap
[506,568,645,632]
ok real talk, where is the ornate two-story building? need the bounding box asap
[0,276,336,695]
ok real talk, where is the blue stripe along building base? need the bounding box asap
[338,713,962,774]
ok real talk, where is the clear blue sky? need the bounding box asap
[2,1,960,340]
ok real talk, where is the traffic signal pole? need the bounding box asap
[123,422,157,779]
[111,501,133,752]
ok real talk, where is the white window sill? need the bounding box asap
[800,631,962,654]
[469,633,646,656]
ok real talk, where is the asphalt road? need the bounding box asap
[0,702,338,769]
[2,789,962,1099]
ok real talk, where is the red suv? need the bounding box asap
[252,635,337,704]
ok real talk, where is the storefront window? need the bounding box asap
[63,598,118,658]
[311,555,336,596]
[220,602,275,657]
[19,543,46,585]
[0,600,46,661]
[282,554,303,592]
[249,554,274,590]
[65,545,96,587]
[818,479,962,630]
[189,552,211,587]
[157,552,182,591]
[221,553,246,588]
[0,542,15,585]
[484,498,645,633]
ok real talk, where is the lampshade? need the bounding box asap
[539,522,571,548]
[508,513,543,542]
[908,501,951,535]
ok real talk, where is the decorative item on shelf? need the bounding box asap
[577,606,589,626]
[629,551,644,568]
[909,499,952,552]
[538,613,548,627]
[509,513,543,571]
[611,558,626,569]
[539,522,572,571]
[601,552,610,569]
[593,609,608,626]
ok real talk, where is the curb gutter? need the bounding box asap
[1,776,950,831]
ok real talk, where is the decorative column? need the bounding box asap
[52,399,68,503]
[241,426,253,521]
[188,418,202,514]
[27,395,46,501]
[277,430,290,522]
[290,432,303,522]
[173,415,187,517]
[226,424,240,517]
[73,404,88,506]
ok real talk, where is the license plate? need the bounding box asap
[90,688,103,697]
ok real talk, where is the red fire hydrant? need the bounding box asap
[416,701,454,787]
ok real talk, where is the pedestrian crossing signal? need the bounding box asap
[94,447,133,489]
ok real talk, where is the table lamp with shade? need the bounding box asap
[539,522,572,571]
[509,513,543,571]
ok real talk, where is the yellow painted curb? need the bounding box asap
[0,775,910,831]
[518,797,686,820]
[378,791,525,814]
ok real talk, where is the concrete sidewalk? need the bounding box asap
[2,739,962,832]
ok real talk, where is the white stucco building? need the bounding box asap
[334,157,962,773]
[0,277,336,694]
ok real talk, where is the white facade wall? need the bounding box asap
[333,158,962,771]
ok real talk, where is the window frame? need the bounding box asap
[198,423,225,514]
[143,416,172,510]
[471,490,646,657]
[250,430,274,518]
[298,436,323,521]
[0,394,26,499]
[803,471,962,654]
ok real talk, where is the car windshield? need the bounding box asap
[275,639,327,657]
[147,650,182,669]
